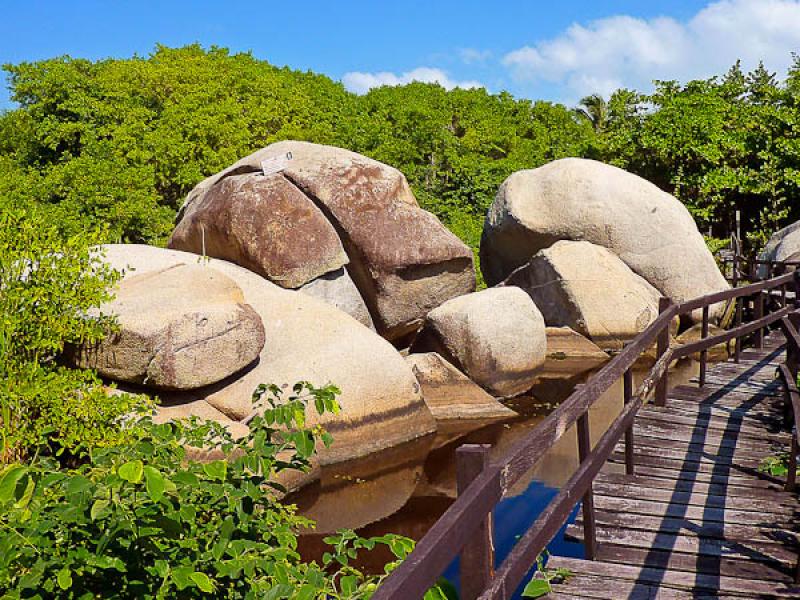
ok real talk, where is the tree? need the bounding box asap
[574,94,609,133]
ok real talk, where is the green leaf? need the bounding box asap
[90,498,110,521]
[118,460,143,484]
[189,572,214,593]
[143,466,166,502]
[522,578,552,598]
[57,568,72,591]
[0,465,28,504]
[203,460,227,482]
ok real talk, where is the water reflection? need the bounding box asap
[294,358,701,593]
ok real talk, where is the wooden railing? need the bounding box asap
[374,269,800,600]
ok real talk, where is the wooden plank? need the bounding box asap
[574,509,799,543]
[636,410,790,441]
[592,481,800,513]
[596,471,792,499]
[593,544,793,583]
[563,525,799,564]
[548,556,799,597]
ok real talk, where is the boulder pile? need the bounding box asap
[63,150,731,497]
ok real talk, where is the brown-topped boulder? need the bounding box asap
[410,287,546,398]
[97,244,436,465]
[502,241,666,351]
[177,141,476,340]
[406,353,517,444]
[169,173,347,289]
[481,158,728,320]
[70,264,265,390]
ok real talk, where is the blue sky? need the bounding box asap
[3,0,800,107]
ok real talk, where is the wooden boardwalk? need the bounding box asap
[548,331,800,599]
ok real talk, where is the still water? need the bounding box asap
[291,359,701,598]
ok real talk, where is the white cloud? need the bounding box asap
[459,48,493,64]
[502,0,800,100]
[342,67,484,94]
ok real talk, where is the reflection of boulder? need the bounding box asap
[172,141,475,341]
[410,287,546,398]
[406,352,517,446]
[70,264,265,390]
[96,244,437,466]
[675,323,729,362]
[481,158,728,320]
[501,241,664,351]
[758,221,800,278]
[287,435,433,534]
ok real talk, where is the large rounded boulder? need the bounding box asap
[758,221,800,278]
[410,287,546,398]
[98,244,436,465]
[501,240,664,351]
[480,158,728,318]
[171,141,476,341]
[70,264,265,390]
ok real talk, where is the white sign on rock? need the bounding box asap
[260,152,293,176]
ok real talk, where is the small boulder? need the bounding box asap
[406,353,517,442]
[540,327,610,378]
[481,158,729,319]
[758,221,800,278]
[298,267,374,330]
[169,173,348,289]
[70,264,265,390]
[502,240,664,351]
[410,287,546,398]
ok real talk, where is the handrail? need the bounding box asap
[375,267,800,600]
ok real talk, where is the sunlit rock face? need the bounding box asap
[69,264,265,390]
[95,244,437,466]
[501,240,664,352]
[170,141,476,341]
[758,220,800,278]
[480,158,729,320]
[410,287,546,398]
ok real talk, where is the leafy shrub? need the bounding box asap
[0,205,152,464]
[0,382,447,599]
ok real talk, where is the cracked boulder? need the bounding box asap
[480,158,728,320]
[501,240,667,351]
[70,264,265,390]
[168,173,348,289]
[175,141,476,341]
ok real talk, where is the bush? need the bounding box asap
[0,205,149,463]
[0,382,443,599]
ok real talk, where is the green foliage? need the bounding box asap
[0,205,150,463]
[0,45,594,260]
[521,552,572,598]
[0,382,447,599]
[599,59,800,250]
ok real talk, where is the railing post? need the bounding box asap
[576,413,597,560]
[754,291,764,349]
[795,270,800,310]
[734,296,743,364]
[699,305,710,387]
[787,426,797,493]
[655,297,672,407]
[732,254,739,288]
[456,444,494,600]
[623,368,635,476]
